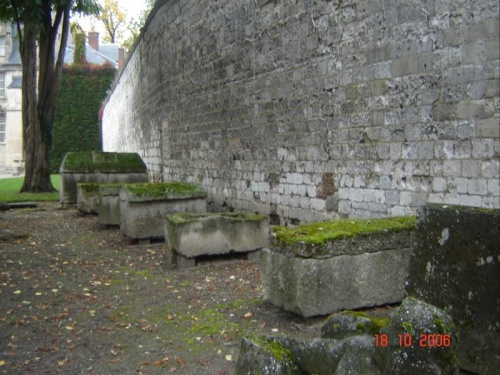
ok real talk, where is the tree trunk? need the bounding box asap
[20,3,70,193]
[19,27,53,193]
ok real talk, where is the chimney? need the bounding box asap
[118,47,125,70]
[88,31,99,51]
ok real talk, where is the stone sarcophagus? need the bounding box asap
[165,212,269,269]
[120,182,207,241]
[59,151,148,206]
[98,184,123,226]
[77,183,100,214]
[260,217,416,317]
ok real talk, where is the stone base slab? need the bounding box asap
[260,247,411,317]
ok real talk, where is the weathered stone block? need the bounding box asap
[405,204,500,375]
[98,184,123,226]
[165,212,268,267]
[77,183,100,214]
[235,336,301,375]
[60,152,148,206]
[373,297,459,375]
[236,298,459,375]
[261,217,415,317]
[120,182,207,240]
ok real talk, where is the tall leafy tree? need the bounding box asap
[99,0,125,43]
[0,0,99,192]
[122,0,155,52]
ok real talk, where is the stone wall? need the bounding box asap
[102,0,500,224]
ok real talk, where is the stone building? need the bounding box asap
[102,0,500,224]
[0,23,23,174]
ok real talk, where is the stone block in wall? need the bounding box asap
[120,182,207,240]
[260,217,415,317]
[405,204,500,375]
[59,152,148,206]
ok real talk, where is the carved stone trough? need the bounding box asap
[120,182,207,243]
[260,217,415,317]
[59,151,148,206]
[165,212,269,269]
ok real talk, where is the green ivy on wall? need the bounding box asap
[50,65,115,173]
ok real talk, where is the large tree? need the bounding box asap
[0,0,99,192]
[99,0,125,43]
[122,0,155,52]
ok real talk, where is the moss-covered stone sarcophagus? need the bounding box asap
[260,216,416,317]
[120,182,207,241]
[60,152,148,206]
[165,212,269,269]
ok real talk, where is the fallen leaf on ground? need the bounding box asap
[177,357,186,366]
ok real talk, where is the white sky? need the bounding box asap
[73,0,150,45]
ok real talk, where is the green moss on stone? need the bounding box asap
[78,183,100,193]
[432,316,455,334]
[401,321,415,335]
[61,152,147,173]
[125,182,206,198]
[273,216,416,245]
[250,336,297,363]
[341,311,390,335]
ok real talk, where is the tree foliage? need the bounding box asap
[0,0,99,192]
[99,0,125,43]
[122,0,155,52]
[51,65,115,173]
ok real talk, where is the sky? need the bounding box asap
[73,0,150,45]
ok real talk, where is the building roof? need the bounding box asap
[64,42,119,69]
[7,76,22,89]
[5,37,21,66]
[4,37,119,69]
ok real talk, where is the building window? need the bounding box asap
[0,112,5,144]
[0,73,4,97]
[0,36,5,57]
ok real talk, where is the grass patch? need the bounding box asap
[0,175,60,202]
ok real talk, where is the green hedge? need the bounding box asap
[50,65,115,173]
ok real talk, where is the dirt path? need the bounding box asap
[0,203,322,374]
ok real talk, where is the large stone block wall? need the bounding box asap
[102,0,500,224]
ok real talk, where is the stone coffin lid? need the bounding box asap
[60,151,147,173]
[121,182,207,202]
[271,216,416,258]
